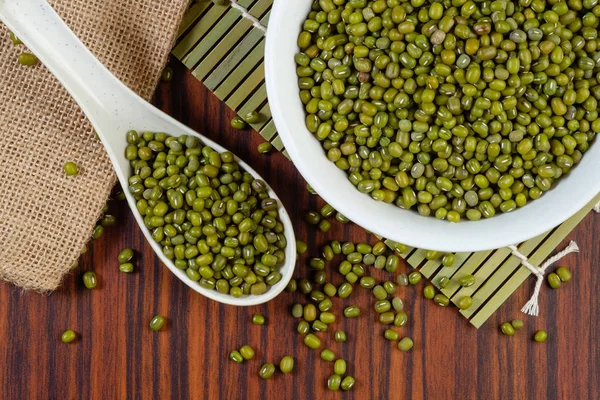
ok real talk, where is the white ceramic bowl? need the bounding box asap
[265,0,600,252]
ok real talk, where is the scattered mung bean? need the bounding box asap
[149,315,165,331]
[240,345,255,360]
[61,329,77,343]
[398,337,414,352]
[534,330,548,343]
[82,271,97,289]
[279,356,294,373]
[259,363,275,379]
[500,322,515,336]
[556,266,572,282]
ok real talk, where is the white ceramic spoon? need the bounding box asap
[0,0,296,305]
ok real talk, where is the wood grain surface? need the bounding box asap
[1,61,598,400]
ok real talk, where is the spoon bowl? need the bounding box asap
[0,0,296,305]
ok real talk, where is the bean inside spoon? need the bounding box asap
[0,0,296,305]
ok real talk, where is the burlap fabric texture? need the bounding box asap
[0,0,188,291]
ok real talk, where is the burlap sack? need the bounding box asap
[0,0,188,291]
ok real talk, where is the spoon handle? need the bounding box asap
[0,0,151,173]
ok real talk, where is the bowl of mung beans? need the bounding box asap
[265,0,600,252]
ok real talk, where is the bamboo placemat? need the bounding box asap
[171,0,599,328]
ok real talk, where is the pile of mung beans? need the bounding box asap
[296,0,598,222]
[125,130,287,297]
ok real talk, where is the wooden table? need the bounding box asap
[1,61,598,400]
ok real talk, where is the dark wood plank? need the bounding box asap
[0,59,598,400]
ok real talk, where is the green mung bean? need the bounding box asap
[322,245,334,261]
[397,274,409,286]
[394,312,408,327]
[457,296,473,310]
[312,319,327,332]
[18,52,38,66]
[149,315,165,331]
[258,143,273,154]
[556,266,572,282]
[434,294,450,307]
[500,322,515,336]
[230,116,247,130]
[338,282,352,298]
[119,263,134,273]
[360,276,375,289]
[319,298,333,312]
[328,374,342,391]
[372,285,387,300]
[279,356,294,373]
[423,285,435,300]
[252,314,265,325]
[534,330,548,343]
[335,213,349,224]
[259,363,275,379]
[334,330,347,342]
[292,304,303,318]
[334,359,347,375]
[305,211,321,225]
[398,337,414,352]
[240,345,255,360]
[304,333,321,349]
[297,321,310,335]
[100,215,116,226]
[296,240,308,254]
[320,204,335,218]
[61,329,77,343]
[323,283,337,297]
[383,281,396,294]
[244,111,261,124]
[299,279,312,294]
[547,273,561,289]
[230,350,243,363]
[442,253,455,267]
[63,162,79,176]
[320,312,336,324]
[321,349,336,362]
[317,219,331,232]
[118,248,134,263]
[408,271,422,285]
[286,279,297,292]
[82,271,97,289]
[384,329,399,341]
[303,304,317,322]
[340,376,355,391]
[392,297,404,311]
[460,275,476,287]
[330,240,341,254]
[511,319,524,330]
[379,312,395,324]
[344,305,360,318]
[438,276,449,288]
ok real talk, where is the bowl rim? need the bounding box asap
[265,0,600,252]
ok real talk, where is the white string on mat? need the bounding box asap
[508,241,579,316]
[594,201,600,213]
[230,0,268,34]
